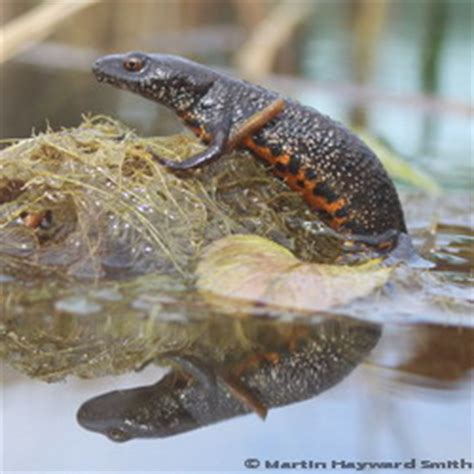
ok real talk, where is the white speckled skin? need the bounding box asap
[93,52,407,243]
[77,320,381,440]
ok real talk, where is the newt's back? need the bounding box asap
[236,93,407,240]
[93,52,407,249]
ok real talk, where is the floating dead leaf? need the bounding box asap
[196,235,392,314]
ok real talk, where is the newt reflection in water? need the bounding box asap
[77,318,381,442]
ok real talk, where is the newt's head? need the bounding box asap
[77,372,204,442]
[93,52,216,111]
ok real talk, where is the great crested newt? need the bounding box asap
[77,320,381,441]
[92,52,407,252]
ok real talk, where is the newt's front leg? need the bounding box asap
[151,115,231,170]
[151,98,285,171]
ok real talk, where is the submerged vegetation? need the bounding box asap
[0,115,350,279]
[0,117,471,383]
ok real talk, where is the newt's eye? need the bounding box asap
[123,57,145,72]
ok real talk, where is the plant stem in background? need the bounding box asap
[234,0,315,80]
[0,0,101,64]
[420,0,448,155]
[350,0,388,128]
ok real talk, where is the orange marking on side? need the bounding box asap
[231,354,263,377]
[300,184,348,229]
[243,138,278,164]
[305,194,346,214]
[285,172,307,189]
[277,155,290,165]
[187,125,211,143]
[327,216,348,229]
[244,137,349,230]
[179,112,211,142]
[231,350,281,378]
[262,352,280,364]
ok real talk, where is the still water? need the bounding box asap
[0,1,472,473]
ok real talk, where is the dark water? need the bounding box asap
[1,1,472,473]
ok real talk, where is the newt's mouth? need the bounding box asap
[93,72,129,91]
[92,67,140,93]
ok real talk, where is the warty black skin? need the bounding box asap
[77,320,381,441]
[92,52,407,249]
